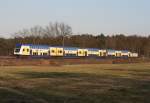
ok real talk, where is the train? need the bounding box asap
[14,44,138,58]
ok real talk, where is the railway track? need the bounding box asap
[0,56,16,59]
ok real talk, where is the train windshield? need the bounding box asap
[15,48,20,52]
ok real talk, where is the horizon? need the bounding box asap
[0,0,150,38]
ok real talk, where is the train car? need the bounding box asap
[99,49,107,57]
[14,44,138,58]
[115,50,122,57]
[64,47,78,57]
[129,53,139,58]
[107,50,116,58]
[30,44,49,56]
[77,48,88,57]
[49,46,64,57]
[121,50,130,58]
[14,44,31,56]
[14,44,51,57]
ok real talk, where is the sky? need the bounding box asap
[0,0,150,38]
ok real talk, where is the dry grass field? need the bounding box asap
[0,63,150,103]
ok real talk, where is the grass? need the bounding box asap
[0,63,150,103]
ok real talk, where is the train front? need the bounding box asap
[14,44,22,56]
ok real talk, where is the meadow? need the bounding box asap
[0,63,150,103]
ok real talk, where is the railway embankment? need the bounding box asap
[0,56,149,66]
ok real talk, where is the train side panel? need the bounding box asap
[77,49,85,56]
[50,47,57,56]
[64,47,78,57]
[99,50,107,57]
[56,47,64,56]
[14,44,139,58]
[107,50,116,58]
[115,51,122,57]
[88,49,99,57]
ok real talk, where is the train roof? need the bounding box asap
[121,50,129,53]
[16,44,50,49]
[16,44,80,49]
[15,44,130,53]
[107,49,116,52]
[64,47,79,50]
[107,49,129,53]
[87,48,99,51]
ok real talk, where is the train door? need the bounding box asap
[30,50,32,55]
[77,49,83,56]
[48,50,50,56]
[84,51,88,56]
[50,47,57,56]
[116,53,121,57]
[103,52,107,57]
[99,52,102,57]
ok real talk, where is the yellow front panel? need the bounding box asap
[56,48,64,56]
[77,49,84,56]
[22,47,30,55]
[50,48,57,56]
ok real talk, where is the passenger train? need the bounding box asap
[14,44,138,58]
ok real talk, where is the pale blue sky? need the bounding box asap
[0,0,150,37]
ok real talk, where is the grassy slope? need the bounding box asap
[0,63,150,103]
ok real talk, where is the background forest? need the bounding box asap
[0,22,150,57]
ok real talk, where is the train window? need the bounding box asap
[59,50,62,53]
[33,52,38,55]
[33,52,36,55]
[100,52,102,56]
[79,51,82,54]
[15,49,20,52]
[103,52,106,56]
[27,49,29,52]
[52,50,55,53]
[85,51,87,56]
[43,53,48,55]
[30,50,32,55]
[23,49,25,52]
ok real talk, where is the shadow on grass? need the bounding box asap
[1,71,150,103]
[18,72,92,79]
[0,87,44,103]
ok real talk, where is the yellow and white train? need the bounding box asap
[14,44,138,58]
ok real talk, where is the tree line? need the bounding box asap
[0,22,150,57]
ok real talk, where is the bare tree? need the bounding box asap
[59,22,72,36]
[44,22,72,37]
[58,22,72,47]
[14,29,30,38]
[30,25,44,37]
[15,22,72,39]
